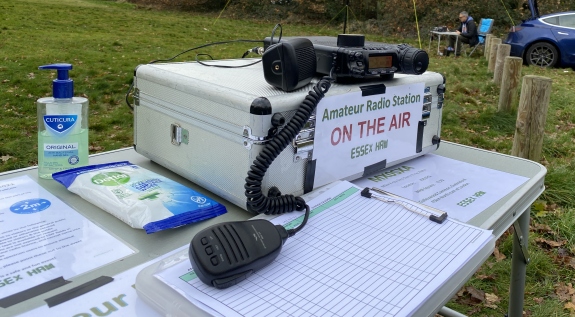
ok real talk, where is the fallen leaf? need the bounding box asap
[536,237,565,248]
[564,302,575,311]
[476,274,496,281]
[493,247,506,262]
[532,200,547,212]
[466,286,485,303]
[1,155,13,162]
[456,287,465,297]
[89,145,104,151]
[555,282,575,302]
[532,223,553,233]
[546,203,558,211]
[485,293,500,309]
[533,297,544,304]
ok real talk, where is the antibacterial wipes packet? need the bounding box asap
[52,161,227,233]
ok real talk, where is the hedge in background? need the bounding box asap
[128,0,575,37]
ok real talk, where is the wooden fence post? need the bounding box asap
[511,75,552,161]
[493,44,511,85]
[498,56,523,112]
[488,38,501,72]
[484,34,494,59]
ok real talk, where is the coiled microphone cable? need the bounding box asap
[244,75,333,237]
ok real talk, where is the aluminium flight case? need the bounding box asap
[133,59,445,210]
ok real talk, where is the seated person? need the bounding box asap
[447,11,478,54]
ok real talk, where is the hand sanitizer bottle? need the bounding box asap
[37,63,89,179]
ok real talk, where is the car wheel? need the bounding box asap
[525,42,558,67]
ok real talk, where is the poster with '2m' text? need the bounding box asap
[0,175,135,300]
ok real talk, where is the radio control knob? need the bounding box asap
[437,84,446,94]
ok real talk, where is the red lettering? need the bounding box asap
[357,121,366,138]
[366,119,376,136]
[331,127,341,146]
[377,117,385,134]
[389,115,398,131]
[342,124,352,143]
[331,125,353,145]
[401,112,410,127]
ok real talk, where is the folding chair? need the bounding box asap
[467,18,494,56]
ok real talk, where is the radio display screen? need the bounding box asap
[368,55,393,69]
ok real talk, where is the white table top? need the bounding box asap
[0,142,546,316]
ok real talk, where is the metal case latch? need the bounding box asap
[292,117,316,162]
[171,123,189,146]
[293,129,315,162]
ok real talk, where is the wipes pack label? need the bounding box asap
[44,114,78,135]
[91,172,131,186]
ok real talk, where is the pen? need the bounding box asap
[360,187,448,224]
[370,187,450,216]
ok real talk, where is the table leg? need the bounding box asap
[455,37,459,57]
[508,208,530,317]
[437,35,441,55]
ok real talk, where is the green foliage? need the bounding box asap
[127,0,575,37]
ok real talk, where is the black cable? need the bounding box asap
[242,47,265,58]
[195,53,263,68]
[244,76,334,235]
[125,80,134,111]
[149,39,262,64]
[286,205,310,237]
[269,23,283,44]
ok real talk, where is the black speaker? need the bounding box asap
[262,38,316,92]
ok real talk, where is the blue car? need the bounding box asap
[504,0,575,68]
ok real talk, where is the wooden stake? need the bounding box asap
[484,34,494,59]
[488,38,501,72]
[511,75,552,162]
[498,56,523,112]
[493,44,511,85]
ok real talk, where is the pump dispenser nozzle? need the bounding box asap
[39,63,74,99]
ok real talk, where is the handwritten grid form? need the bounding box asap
[164,183,493,317]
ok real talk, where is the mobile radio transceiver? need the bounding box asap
[264,34,429,80]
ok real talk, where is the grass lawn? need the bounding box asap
[1,0,575,316]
